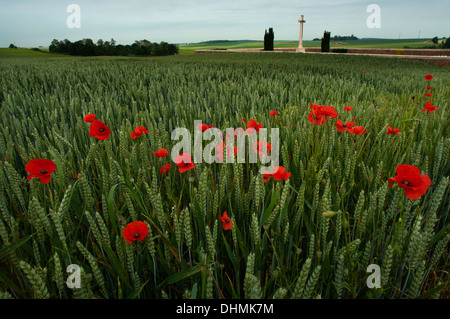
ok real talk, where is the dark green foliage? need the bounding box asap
[443,37,450,48]
[49,38,179,57]
[8,44,17,49]
[333,34,358,41]
[321,31,331,52]
[264,28,274,51]
[332,48,348,53]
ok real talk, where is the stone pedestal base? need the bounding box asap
[296,47,306,53]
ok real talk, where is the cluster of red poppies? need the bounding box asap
[384,75,437,200]
[308,104,368,136]
[198,118,272,162]
[130,126,149,139]
[421,75,438,113]
[334,119,367,136]
[25,85,436,244]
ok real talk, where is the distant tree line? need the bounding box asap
[49,38,179,56]
[313,34,358,41]
[432,36,450,48]
[333,34,359,41]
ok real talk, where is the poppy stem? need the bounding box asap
[48,183,55,209]
[153,256,157,289]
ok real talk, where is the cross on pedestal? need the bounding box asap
[296,15,306,53]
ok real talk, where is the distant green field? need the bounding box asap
[179,38,444,54]
[0,48,67,58]
[1,38,445,57]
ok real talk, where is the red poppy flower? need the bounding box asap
[254,141,272,158]
[243,118,246,122]
[174,153,195,173]
[25,159,57,184]
[197,123,214,132]
[425,74,433,80]
[130,126,149,139]
[122,221,149,243]
[364,70,367,73]
[386,126,401,135]
[84,114,96,123]
[388,164,431,200]
[233,146,238,157]
[246,119,263,132]
[89,120,111,140]
[335,119,354,133]
[344,106,352,112]
[425,92,432,97]
[244,128,257,135]
[152,148,169,158]
[320,106,338,118]
[272,166,291,180]
[218,212,232,230]
[307,104,338,125]
[270,110,277,116]
[421,101,438,113]
[308,105,326,125]
[350,126,367,136]
[263,173,272,183]
[159,163,170,175]
[73,173,79,179]
[264,166,291,181]
[427,86,431,90]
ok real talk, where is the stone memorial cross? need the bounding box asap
[296,15,306,53]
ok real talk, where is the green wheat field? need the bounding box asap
[0,52,448,299]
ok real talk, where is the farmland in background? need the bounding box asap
[178,38,446,54]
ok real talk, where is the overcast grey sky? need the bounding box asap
[0,0,449,47]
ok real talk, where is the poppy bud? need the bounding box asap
[323,211,337,218]
[398,218,403,223]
